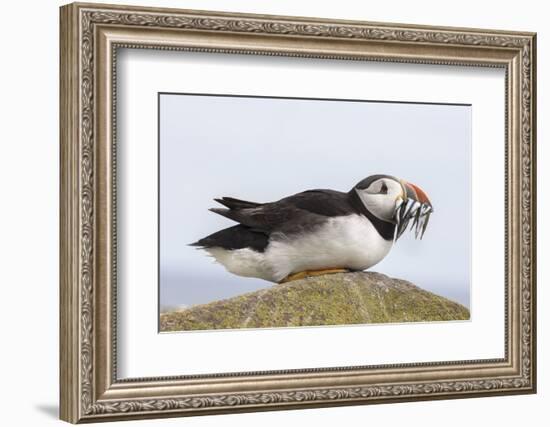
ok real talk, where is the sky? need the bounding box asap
[159,93,471,311]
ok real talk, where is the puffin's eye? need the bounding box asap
[379,182,388,194]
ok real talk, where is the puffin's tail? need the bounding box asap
[189,197,267,249]
[189,225,268,252]
[206,196,264,227]
[213,197,261,210]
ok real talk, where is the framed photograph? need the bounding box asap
[60,2,536,423]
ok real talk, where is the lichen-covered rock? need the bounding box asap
[160,272,469,332]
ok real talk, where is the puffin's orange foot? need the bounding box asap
[279,268,350,284]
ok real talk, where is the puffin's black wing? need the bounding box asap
[209,190,355,234]
[190,190,356,250]
[283,190,354,217]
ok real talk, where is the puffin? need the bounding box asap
[191,175,433,283]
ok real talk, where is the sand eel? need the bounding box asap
[190,175,433,283]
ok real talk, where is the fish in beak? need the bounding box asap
[394,180,433,240]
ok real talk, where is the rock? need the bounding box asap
[160,272,470,332]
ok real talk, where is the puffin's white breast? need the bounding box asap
[206,214,393,283]
[265,214,393,281]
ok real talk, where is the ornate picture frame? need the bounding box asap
[60,2,536,423]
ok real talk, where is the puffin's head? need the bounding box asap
[352,174,433,240]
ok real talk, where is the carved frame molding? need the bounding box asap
[60,2,536,423]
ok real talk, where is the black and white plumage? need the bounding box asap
[191,175,433,283]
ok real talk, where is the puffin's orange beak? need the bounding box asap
[403,181,432,208]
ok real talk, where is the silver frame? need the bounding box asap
[60,2,536,423]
